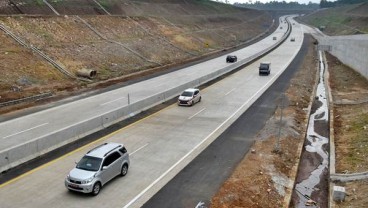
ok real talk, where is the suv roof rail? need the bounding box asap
[104,144,122,157]
[87,143,108,154]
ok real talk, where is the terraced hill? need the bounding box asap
[0,0,274,114]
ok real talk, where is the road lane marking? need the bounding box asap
[2,123,49,139]
[0,104,175,188]
[225,88,236,95]
[100,97,125,106]
[130,143,149,155]
[123,63,287,208]
[188,108,206,120]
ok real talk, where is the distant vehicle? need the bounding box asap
[178,88,201,106]
[259,62,271,75]
[273,37,277,40]
[291,37,295,42]
[226,55,237,63]
[280,26,283,29]
[65,142,130,196]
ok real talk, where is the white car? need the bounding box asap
[178,88,201,106]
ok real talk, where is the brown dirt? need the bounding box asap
[210,37,318,208]
[327,52,368,207]
[333,179,368,208]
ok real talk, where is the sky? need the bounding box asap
[226,0,324,4]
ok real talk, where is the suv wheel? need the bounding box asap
[92,182,101,196]
[120,164,128,177]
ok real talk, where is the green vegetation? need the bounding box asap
[346,113,368,170]
[235,1,319,10]
[320,0,368,8]
[97,0,110,9]
[300,2,368,35]
[35,0,44,6]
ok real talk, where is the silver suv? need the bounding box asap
[65,142,130,196]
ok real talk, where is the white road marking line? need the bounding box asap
[122,60,286,208]
[225,88,236,95]
[130,143,149,155]
[188,108,206,120]
[100,97,125,106]
[3,123,49,139]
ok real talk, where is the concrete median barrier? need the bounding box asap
[0,18,293,173]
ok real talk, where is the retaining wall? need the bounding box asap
[319,34,368,79]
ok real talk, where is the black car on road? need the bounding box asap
[226,55,237,63]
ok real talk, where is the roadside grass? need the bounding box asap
[345,112,368,171]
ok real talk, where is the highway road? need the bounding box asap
[0,17,303,208]
[0,17,289,173]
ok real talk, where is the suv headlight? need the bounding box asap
[66,174,70,181]
[81,176,94,184]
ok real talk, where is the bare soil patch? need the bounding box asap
[327,52,368,207]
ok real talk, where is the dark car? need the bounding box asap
[259,62,271,75]
[226,55,237,63]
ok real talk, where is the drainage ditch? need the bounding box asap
[291,51,330,208]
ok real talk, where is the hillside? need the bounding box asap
[0,0,274,114]
[299,2,368,35]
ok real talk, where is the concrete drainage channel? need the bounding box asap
[292,51,330,207]
[0,18,292,173]
[292,49,368,207]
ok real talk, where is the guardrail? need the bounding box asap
[0,17,293,173]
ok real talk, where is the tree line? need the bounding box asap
[234,0,368,10]
[320,0,368,8]
[234,1,319,10]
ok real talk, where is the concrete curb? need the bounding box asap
[331,171,368,182]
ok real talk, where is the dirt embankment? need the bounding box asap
[0,0,273,115]
[210,36,318,208]
[299,3,368,35]
[328,52,368,207]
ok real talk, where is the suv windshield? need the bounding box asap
[260,64,269,69]
[76,156,102,171]
[181,91,193,97]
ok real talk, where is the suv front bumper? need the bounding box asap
[65,179,95,193]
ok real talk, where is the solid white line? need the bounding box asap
[100,97,125,106]
[122,59,286,208]
[3,123,49,139]
[188,108,206,120]
[225,88,236,95]
[130,143,149,155]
